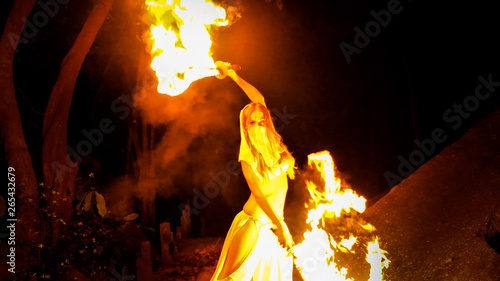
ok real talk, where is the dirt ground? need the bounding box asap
[151,237,221,281]
[361,109,500,281]
[155,110,500,281]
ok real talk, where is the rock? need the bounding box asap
[195,266,215,281]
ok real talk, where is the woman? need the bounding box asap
[211,68,296,281]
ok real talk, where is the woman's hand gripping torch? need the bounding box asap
[287,244,304,275]
[215,61,241,79]
[274,221,304,275]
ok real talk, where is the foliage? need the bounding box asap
[77,190,108,218]
[75,172,108,218]
[15,173,146,280]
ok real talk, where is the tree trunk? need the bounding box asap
[42,0,116,245]
[0,0,39,244]
[138,118,156,227]
[135,51,156,228]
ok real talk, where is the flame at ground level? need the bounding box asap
[292,151,390,281]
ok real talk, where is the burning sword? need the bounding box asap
[146,0,229,96]
[287,245,305,275]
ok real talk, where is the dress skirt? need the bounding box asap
[211,211,293,281]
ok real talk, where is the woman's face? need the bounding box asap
[248,109,265,129]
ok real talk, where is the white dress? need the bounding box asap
[210,104,293,280]
[210,211,293,281]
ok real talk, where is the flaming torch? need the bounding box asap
[145,0,234,96]
[292,151,390,281]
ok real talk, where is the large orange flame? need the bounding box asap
[293,151,390,281]
[146,0,228,96]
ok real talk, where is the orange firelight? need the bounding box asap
[292,151,390,281]
[145,0,228,96]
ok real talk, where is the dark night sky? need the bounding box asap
[2,0,500,235]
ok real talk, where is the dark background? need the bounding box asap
[1,0,499,236]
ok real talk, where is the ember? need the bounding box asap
[292,151,390,281]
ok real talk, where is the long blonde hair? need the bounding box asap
[240,103,295,180]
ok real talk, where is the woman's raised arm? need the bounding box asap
[228,69,267,107]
